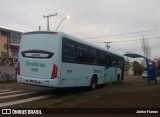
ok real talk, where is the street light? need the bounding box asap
[55,16,70,31]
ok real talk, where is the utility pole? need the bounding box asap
[39,26,41,31]
[43,13,57,31]
[104,41,112,49]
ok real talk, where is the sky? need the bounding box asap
[0,0,160,62]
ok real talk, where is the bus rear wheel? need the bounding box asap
[117,74,120,82]
[90,76,97,90]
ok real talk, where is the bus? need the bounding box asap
[17,31,125,89]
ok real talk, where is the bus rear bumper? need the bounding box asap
[17,75,60,88]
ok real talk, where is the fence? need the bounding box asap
[0,57,17,83]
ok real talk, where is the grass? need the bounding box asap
[104,81,126,88]
[104,80,160,88]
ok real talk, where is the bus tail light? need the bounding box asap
[51,64,58,79]
[17,62,20,75]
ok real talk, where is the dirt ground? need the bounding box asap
[2,76,160,117]
[51,76,160,108]
[46,76,160,117]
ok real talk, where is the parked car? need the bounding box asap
[142,71,148,78]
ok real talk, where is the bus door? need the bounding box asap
[105,55,112,83]
[104,67,110,83]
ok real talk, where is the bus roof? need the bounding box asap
[23,31,124,59]
[63,32,124,59]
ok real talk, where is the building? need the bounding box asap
[0,27,22,58]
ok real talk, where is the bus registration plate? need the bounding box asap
[30,80,37,84]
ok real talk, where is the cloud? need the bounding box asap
[0,0,160,60]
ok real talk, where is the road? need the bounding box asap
[0,76,159,116]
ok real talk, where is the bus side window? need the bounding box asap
[107,55,112,67]
[76,44,84,63]
[99,51,106,65]
[89,48,96,64]
[76,44,89,64]
[83,45,89,63]
[96,50,100,64]
[62,38,76,63]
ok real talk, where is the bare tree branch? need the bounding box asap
[141,36,151,59]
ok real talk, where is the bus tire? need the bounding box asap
[90,75,97,90]
[117,74,120,82]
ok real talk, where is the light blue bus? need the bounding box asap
[17,31,125,89]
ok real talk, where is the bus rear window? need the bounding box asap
[21,50,54,59]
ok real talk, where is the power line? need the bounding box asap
[110,36,160,42]
[0,1,44,31]
[2,0,57,31]
[13,0,53,15]
[93,32,160,40]
[0,16,39,31]
[85,29,160,40]
[89,36,160,43]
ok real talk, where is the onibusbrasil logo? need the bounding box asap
[26,60,45,68]
[2,109,42,115]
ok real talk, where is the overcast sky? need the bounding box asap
[0,0,160,61]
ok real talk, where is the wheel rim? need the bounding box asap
[91,80,96,89]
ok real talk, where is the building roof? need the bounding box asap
[0,26,22,33]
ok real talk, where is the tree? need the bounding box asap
[133,61,144,76]
[124,59,131,76]
[141,36,151,58]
